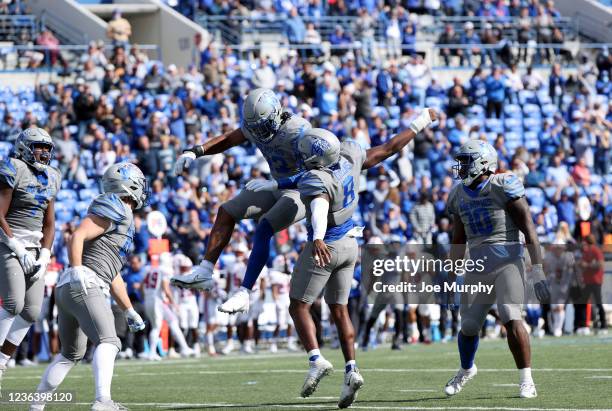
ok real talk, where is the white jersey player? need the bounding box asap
[173,254,201,356]
[268,255,297,352]
[143,253,193,360]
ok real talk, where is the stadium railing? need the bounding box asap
[0,44,162,72]
[0,15,38,42]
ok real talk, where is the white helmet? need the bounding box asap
[102,162,149,209]
[452,140,498,186]
[297,128,341,170]
[14,127,54,172]
[241,88,282,144]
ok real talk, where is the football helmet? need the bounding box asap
[14,127,54,172]
[452,140,498,186]
[297,128,341,170]
[241,88,282,144]
[102,162,149,209]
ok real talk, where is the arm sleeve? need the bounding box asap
[502,173,525,200]
[0,158,18,188]
[297,172,328,197]
[88,193,127,225]
[277,171,307,190]
[310,197,330,241]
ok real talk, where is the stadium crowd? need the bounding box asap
[0,0,610,365]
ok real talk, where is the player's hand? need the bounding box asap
[30,248,51,282]
[174,150,197,176]
[409,107,437,134]
[245,179,278,192]
[7,237,37,275]
[312,239,331,267]
[70,265,94,295]
[125,308,146,332]
[534,280,551,303]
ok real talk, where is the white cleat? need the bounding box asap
[180,348,195,358]
[91,400,128,411]
[338,370,364,408]
[519,382,537,398]
[221,340,235,355]
[170,263,214,291]
[269,343,278,353]
[147,353,162,361]
[287,340,298,352]
[301,358,334,398]
[218,289,250,314]
[444,365,477,396]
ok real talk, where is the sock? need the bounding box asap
[5,315,33,346]
[0,351,10,367]
[93,343,119,402]
[308,349,321,362]
[458,332,479,370]
[410,322,419,339]
[519,367,533,384]
[149,327,161,356]
[206,331,214,348]
[169,321,190,352]
[242,219,274,290]
[32,354,75,409]
[0,307,16,345]
[345,360,357,373]
[552,311,564,334]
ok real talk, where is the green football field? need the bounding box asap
[2,336,611,410]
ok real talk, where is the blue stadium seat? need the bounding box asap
[425,96,443,109]
[56,189,78,203]
[525,187,545,214]
[504,117,522,131]
[522,104,541,118]
[468,104,484,118]
[0,141,12,158]
[523,117,542,131]
[588,184,603,196]
[541,103,557,118]
[503,104,522,119]
[387,119,399,130]
[55,202,75,223]
[388,105,401,119]
[537,91,552,105]
[74,201,90,218]
[505,139,522,152]
[519,90,538,105]
[485,118,503,133]
[79,188,99,202]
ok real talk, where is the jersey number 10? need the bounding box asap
[465,207,493,236]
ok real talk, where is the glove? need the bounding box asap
[534,280,551,303]
[409,108,435,134]
[70,265,94,295]
[173,151,197,176]
[30,248,51,282]
[245,179,278,192]
[125,308,145,332]
[7,236,37,275]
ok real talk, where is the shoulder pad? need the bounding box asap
[298,171,327,197]
[88,193,128,225]
[0,158,17,188]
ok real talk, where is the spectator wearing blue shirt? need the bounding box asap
[485,66,506,118]
[402,24,417,56]
[284,8,306,44]
[555,188,577,233]
[549,63,566,108]
[460,22,482,66]
[122,255,147,355]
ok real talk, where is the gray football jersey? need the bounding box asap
[242,114,311,179]
[0,157,61,247]
[298,141,366,241]
[82,193,135,285]
[448,172,525,248]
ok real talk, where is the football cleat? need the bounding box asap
[91,400,128,411]
[338,370,364,409]
[147,353,162,361]
[519,382,537,398]
[218,289,250,314]
[444,365,477,396]
[301,358,333,398]
[221,340,235,355]
[170,263,214,291]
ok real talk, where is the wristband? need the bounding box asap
[185,145,205,158]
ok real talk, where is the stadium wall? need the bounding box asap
[556,0,612,42]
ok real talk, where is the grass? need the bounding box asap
[1,335,612,410]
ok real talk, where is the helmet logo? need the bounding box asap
[311,139,331,157]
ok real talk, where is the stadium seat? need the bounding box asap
[485,118,503,133]
[388,105,401,119]
[541,103,557,118]
[424,96,443,109]
[519,90,538,105]
[523,117,542,132]
[525,187,546,213]
[537,91,552,105]
[79,188,100,202]
[467,104,485,119]
[503,104,522,119]
[0,141,12,158]
[504,117,522,131]
[74,201,90,218]
[522,104,541,118]
[56,189,78,203]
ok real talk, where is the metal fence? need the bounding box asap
[0,15,37,43]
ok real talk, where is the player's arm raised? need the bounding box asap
[174,128,247,175]
[507,196,551,302]
[362,108,437,169]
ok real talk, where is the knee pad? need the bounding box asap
[460,317,482,337]
[20,304,41,323]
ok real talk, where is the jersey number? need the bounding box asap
[342,176,355,207]
[269,153,291,174]
[465,207,493,235]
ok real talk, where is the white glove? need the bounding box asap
[173,151,196,176]
[71,265,94,295]
[125,308,145,332]
[7,236,37,275]
[245,179,278,192]
[30,248,51,282]
[409,108,435,134]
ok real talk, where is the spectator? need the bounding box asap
[35,28,61,67]
[410,191,436,244]
[549,63,566,108]
[284,8,305,44]
[303,22,322,58]
[406,55,431,107]
[459,21,481,66]
[107,9,132,48]
[485,66,506,118]
[579,235,608,332]
[437,24,461,67]
[329,25,352,56]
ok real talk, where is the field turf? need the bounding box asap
[2,335,611,410]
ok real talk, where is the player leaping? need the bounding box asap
[444,140,550,399]
[250,109,436,408]
[171,88,311,314]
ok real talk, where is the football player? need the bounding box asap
[30,163,146,411]
[444,140,550,399]
[0,128,61,392]
[268,255,297,352]
[171,88,311,316]
[143,253,194,360]
[251,108,436,408]
[174,255,202,356]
